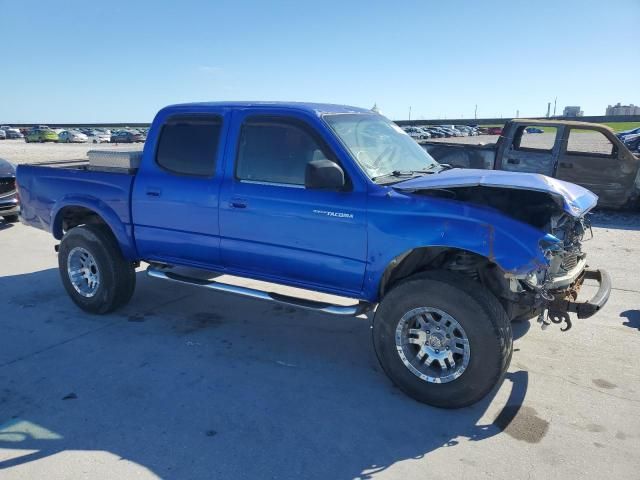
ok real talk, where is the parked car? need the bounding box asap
[623,133,640,152]
[525,127,544,134]
[453,125,471,136]
[0,157,19,222]
[17,101,610,409]
[438,126,462,137]
[5,128,24,139]
[58,130,89,143]
[421,127,444,138]
[417,128,432,139]
[430,126,452,137]
[487,126,503,135]
[616,127,640,139]
[111,130,145,143]
[423,119,640,208]
[403,126,428,140]
[88,130,111,143]
[25,128,59,143]
[0,130,6,140]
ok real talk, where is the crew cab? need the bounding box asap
[423,119,640,208]
[16,102,611,408]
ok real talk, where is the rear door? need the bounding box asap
[499,124,561,176]
[556,128,636,208]
[132,111,228,268]
[218,110,368,295]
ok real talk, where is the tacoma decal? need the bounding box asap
[313,209,354,219]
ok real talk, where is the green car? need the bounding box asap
[25,128,59,143]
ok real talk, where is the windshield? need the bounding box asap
[324,113,440,182]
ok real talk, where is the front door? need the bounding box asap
[499,124,561,176]
[132,112,227,268]
[218,112,367,295]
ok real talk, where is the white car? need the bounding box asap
[5,128,24,139]
[403,126,428,140]
[88,130,111,144]
[58,130,88,143]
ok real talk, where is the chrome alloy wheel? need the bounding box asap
[395,307,470,384]
[67,246,100,297]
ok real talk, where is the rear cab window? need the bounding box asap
[235,116,335,186]
[156,115,223,176]
[513,125,558,151]
[566,129,614,156]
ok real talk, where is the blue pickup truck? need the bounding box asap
[16,102,611,408]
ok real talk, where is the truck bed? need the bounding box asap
[423,141,498,170]
[16,161,136,234]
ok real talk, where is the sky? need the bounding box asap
[1,0,638,123]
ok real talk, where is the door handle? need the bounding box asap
[507,158,520,164]
[230,199,247,209]
[560,162,573,169]
[146,187,161,197]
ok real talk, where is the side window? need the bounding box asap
[514,126,557,151]
[156,115,222,176]
[236,116,332,185]
[567,129,614,156]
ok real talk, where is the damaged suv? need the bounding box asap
[16,102,610,408]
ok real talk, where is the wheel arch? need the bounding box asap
[377,246,498,298]
[52,199,137,259]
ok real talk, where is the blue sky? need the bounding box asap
[1,0,638,123]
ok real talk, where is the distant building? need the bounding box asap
[606,103,640,116]
[563,106,583,117]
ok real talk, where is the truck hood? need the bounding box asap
[393,168,597,217]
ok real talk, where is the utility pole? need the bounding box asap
[474,104,477,120]
[516,109,519,118]
[408,106,412,121]
[546,102,551,118]
[553,97,557,117]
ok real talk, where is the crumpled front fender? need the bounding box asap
[363,191,550,301]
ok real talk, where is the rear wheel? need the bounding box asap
[58,224,136,314]
[2,215,18,223]
[373,270,512,408]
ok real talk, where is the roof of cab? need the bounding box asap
[161,101,373,116]
[514,118,615,132]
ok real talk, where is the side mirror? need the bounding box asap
[305,160,345,190]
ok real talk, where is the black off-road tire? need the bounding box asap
[3,215,19,223]
[58,224,136,314]
[373,270,512,408]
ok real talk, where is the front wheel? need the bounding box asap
[2,215,19,223]
[373,270,512,408]
[58,224,136,314]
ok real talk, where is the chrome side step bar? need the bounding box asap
[146,267,371,317]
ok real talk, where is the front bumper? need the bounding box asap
[549,268,611,319]
[0,197,19,217]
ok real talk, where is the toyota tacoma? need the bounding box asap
[16,102,611,408]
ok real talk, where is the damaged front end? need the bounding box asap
[507,213,610,331]
[393,169,612,330]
